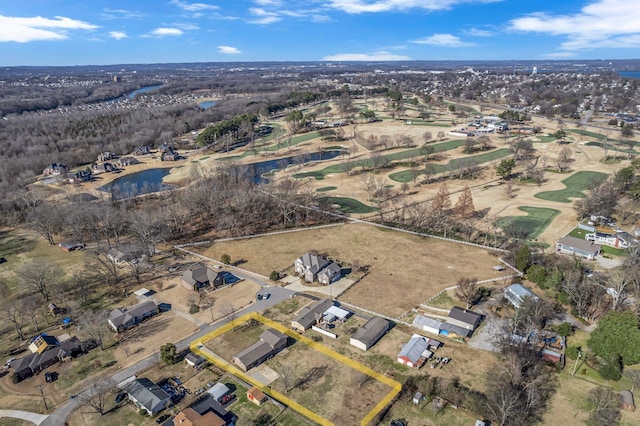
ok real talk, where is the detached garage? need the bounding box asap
[413,315,442,335]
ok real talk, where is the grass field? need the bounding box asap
[320,196,377,213]
[537,134,560,143]
[534,171,609,203]
[388,148,511,182]
[222,130,320,160]
[293,139,468,180]
[495,206,561,240]
[196,223,511,317]
[585,141,639,155]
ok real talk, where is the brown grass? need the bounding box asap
[197,223,509,317]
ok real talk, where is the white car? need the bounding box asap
[213,265,222,269]
[3,358,15,369]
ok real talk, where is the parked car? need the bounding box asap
[3,358,15,369]
[213,265,222,269]
[219,393,235,405]
[156,414,171,424]
[115,392,127,404]
[45,372,53,383]
[257,293,270,301]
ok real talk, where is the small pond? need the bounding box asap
[198,100,217,109]
[238,150,344,184]
[98,168,174,200]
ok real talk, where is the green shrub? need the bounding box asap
[269,271,279,281]
[11,372,22,384]
[221,254,231,265]
[565,345,581,360]
[554,322,574,337]
[189,304,200,314]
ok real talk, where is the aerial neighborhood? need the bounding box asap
[4,54,640,426]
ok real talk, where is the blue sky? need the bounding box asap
[1,0,639,66]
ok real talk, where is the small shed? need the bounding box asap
[413,315,442,335]
[247,386,267,406]
[413,391,422,405]
[185,352,205,368]
[207,383,230,402]
[323,305,351,323]
[620,390,635,411]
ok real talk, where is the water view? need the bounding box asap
[198,100,217,109]
[127,84,162,99]
[98,168,174,200]
[239,150,345,184]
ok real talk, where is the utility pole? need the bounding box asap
[37,384,48,411]
[572,349,583,377]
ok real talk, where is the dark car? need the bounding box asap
[114,392,127,404]
[156,414,171,424]
[219,393,235,405]
[45,372,53,383]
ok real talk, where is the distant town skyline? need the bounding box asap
[1,0,639,66]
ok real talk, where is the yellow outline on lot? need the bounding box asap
[191,312,402,426]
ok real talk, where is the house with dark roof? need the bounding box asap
[232,329,287,371]
[439,322,472,338]
[397,334,432,368]
[447,307,483,332]
[121,377,171,415]
[350,317,389,351]
[10,336,83,380]
[187,394,237,425]
[504,283,539,309]
[185,352,206,368]
[91,162,116,175]
[291,298,334,331]
[115,156,140,168]
[133,146,151,156]
[556,236,601,259]
[107,300,159,333]
[181,267,224,291]
[294,253,341,284]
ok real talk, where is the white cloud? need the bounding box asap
[412,33,475,47]
[108,31,127,40]
[171,22,200,30]
[464,28,494,37]
[248,8,281,24]
[509,0,640,51]
[541,51,577,59]
[327,0,501,14]
[0,15,98,43]
[149,27,184,37]
[254,0,282,5]
[171,0,219,12]
[323,50,411,61]
[218,45,242,54]
[101,9,144,20]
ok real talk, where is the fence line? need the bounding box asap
[174,247,271,282]
[339,301,412,327]
[212,222,346,243]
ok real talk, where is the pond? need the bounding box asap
[198,100,217,109]
[236,150,345,184]
[127,84,162,99]
[97,168,174,200]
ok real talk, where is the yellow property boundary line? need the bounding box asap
[191,312,402,426]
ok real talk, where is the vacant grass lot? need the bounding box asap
[197,223,509,317]
[495,206,561,240]
[534,171,609,203]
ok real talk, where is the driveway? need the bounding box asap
[0,409,49,425]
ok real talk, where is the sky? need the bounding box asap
[1,0,640,66]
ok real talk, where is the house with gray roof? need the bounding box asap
[10,336,83,380]
[294,253,341,284]
[504,283,538,309]
[397,334,432,368]
[291,298,334,331]
[121,377,171,415]
[107,300,158,333]
[413,315,443,335]
[182,267,224,291]
[232,328,287,371]
[447,306,483,332]
[556,236,601,259]
[439,322,472,338]
[350,317,389,351]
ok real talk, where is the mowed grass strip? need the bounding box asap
[293,139,468,180]
[495,206,560,240]
[388,148,511,182]
[320,196,377,214]
[534,171,608,203]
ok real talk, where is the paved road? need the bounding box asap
[39,278,295,426]
[0,409,48,425]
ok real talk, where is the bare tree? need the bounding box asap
[78,310,111,350]
[79,380,114,416]
[280,364,295,393]
[20,261,63,302]
[587,386,620,426]
[432,182,452,216]
[454,186,475,219]
[624,370,640,392]
[1,298,28,340]
[557,147,573,172]
[221,303,238,331]
[455,278,479,309]
[26,201,64,245]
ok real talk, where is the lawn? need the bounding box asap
[196,223,512,317]
[537,134,559,143]
[585,141,639,155]
[534,171,609,203]
[388,148,511,182]
[319,196,377,214]
[222,130,320,160]
[495,206,561,240]
[316,186,337,192]
[293,139,468,180]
